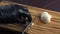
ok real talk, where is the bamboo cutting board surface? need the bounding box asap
[0,1,60,34]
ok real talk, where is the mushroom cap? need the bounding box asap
[41,12,52,23]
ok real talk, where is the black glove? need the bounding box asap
[0,4,32,26]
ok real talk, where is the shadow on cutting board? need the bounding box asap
[0,27,27,34]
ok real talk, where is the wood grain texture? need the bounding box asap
[0,1,60,34]
[27,6,60,34]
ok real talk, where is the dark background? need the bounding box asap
[1,0,60,12]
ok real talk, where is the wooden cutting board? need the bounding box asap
[27,6,60,34]
[0,1,60,34]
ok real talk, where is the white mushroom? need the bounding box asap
[41,12,52,23]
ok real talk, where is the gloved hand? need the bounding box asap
[0,4,32,26]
